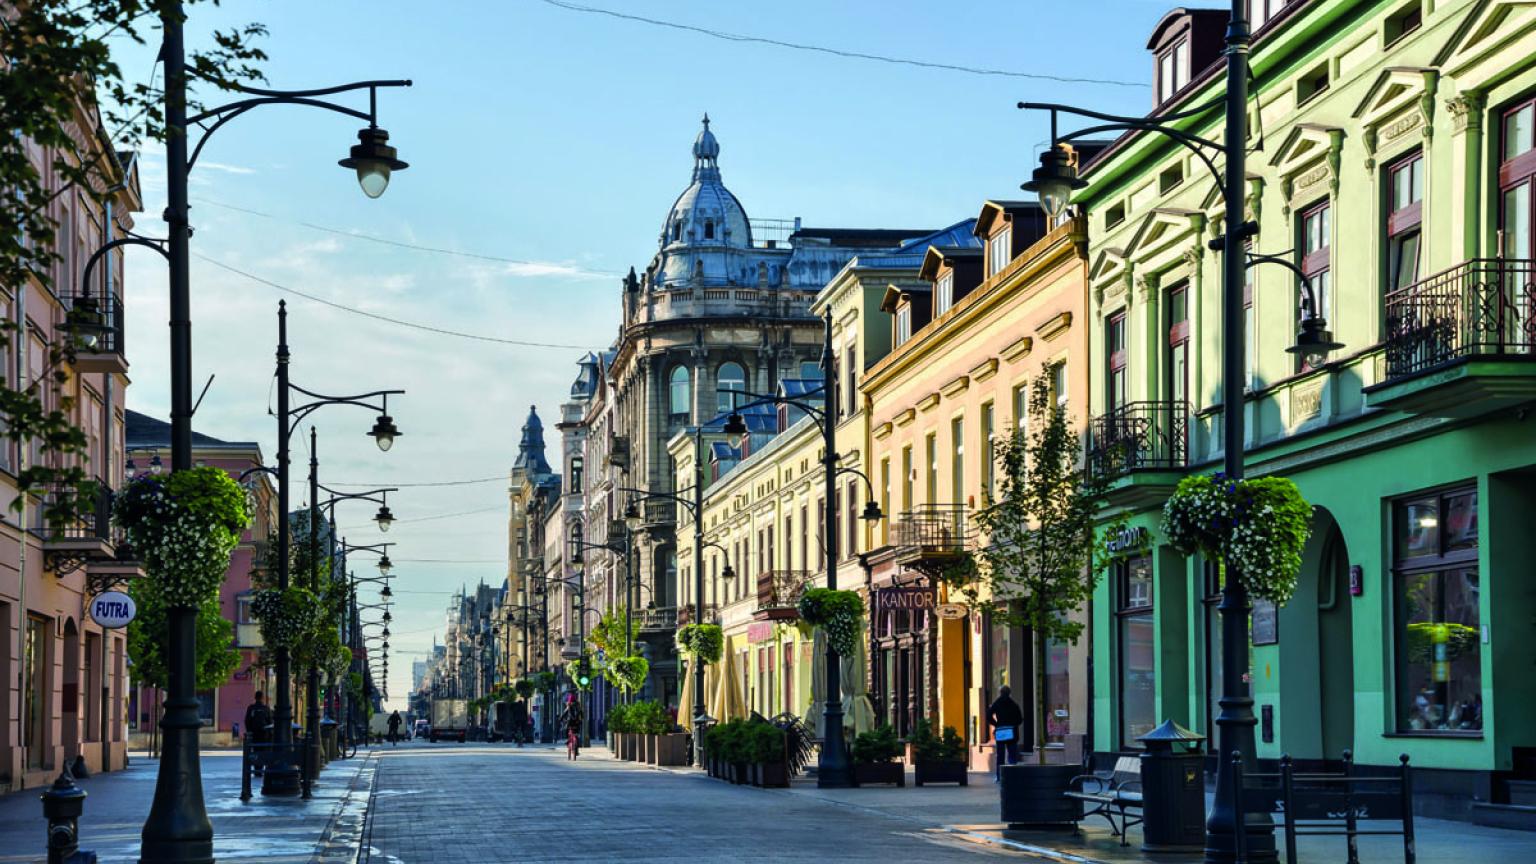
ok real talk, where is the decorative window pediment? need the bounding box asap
[1270,124,1345,216]
[1354,67,1440,169]
[1435,0,1536,81]
[1089,246,1129,301]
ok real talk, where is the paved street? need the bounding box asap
[362,742,1020,863]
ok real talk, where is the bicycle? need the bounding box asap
[340,731,359,759]
[566,728,579,760]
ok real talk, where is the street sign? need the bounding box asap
[89,591,136,629]
[936,603,967,620]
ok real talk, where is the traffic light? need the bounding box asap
[576,656,592,689]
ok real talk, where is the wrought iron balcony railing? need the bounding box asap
[1088,400,1190,479]
[676,603,719,627]
[755,570,811,620]
[644,499,675,528]
[893,504,972,555]
[1383,257,1536,380]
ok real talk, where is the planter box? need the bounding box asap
[645,734,661,765]
[852,761,906,787]
[655,733,689,767]
[915,760,969,786]
[1000,763,1081,828]
[620,733,639,761]
[731,762,750,785]
[755,761,790,788]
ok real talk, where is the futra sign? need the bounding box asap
[89,590,137,629]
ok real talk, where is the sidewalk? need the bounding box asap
[0,751,375,863]
[621,748,1536,863]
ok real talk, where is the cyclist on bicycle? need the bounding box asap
[559,694,584,760]
[387,710,403,746]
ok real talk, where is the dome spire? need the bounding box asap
[692,112,721,183]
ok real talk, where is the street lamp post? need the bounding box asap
[264,302,403,798]
[1016,3,1342,859]
[134,5,409,858]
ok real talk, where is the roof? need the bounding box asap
[790,227,934,248]
[975,201,1041,238]
[125,409,259,451]
[919,245,982,282]
[897,219,980,252]
[778,378,825,400]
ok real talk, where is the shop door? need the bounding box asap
[1317,525,1354,759]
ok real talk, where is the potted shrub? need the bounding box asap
[629,701,671,766]
[909,719,968,786]
[749,720,789,788]
[960,372,1114,826]
[718,720,751,784]
[850,725,905,787]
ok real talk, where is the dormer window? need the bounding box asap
[934,272,955,315]
[895,305,912,346]
[1156,38,1189,104]
[987,228,1011,277]
[704,220,715,240]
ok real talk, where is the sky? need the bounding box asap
[117,0,1224,707]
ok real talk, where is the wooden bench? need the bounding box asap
[1065,756,1144,845]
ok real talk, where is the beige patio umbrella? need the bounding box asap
[840,626,876,736]
[678,657,696,732]
[711,647,747,722]
[807,627,827,739]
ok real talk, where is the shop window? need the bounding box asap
[1116,555,1155,748]
[1044,634,1070,744]
[1393,487,1481,733]
[1386,151,1424,290]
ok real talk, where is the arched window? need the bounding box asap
[669,366,691,417]
[569,456,583,492]
[717,362,746,413]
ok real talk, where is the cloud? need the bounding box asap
[196,160,258,175]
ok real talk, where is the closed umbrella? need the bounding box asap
[678,657,696,733]
[840,626,876,736]
[712,647,747,722]
[807,627,827,740]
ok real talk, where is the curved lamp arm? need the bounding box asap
[186,79,412,173]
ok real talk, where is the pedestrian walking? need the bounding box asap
[560,694,584,760]
[244,692,273,776]
[387,710,403,746]
[988,685,1023,782]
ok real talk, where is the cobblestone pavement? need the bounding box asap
[0,750,373,863]
[362,742,1029,863]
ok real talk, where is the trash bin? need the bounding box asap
[1136,719,1206,852]
[320,717,339,763]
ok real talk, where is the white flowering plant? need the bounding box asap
[797,588,863,657]
[114,467,251,609]
[675,623,724,664]
[1161,472,1313,605]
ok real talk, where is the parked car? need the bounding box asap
[413,719,431,740]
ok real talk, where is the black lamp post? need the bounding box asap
[716,312,883,787]
[263,301,403,799]
[123,6,409,853]
[319,503,396,763]
[1015,3,1342,859]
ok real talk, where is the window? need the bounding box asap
[1159,162,1185,193]
[716,362,746,414]
[799,504,809,571]
[1053,362,1068,411]
[1385,2,1422,46]
[1107,311,1128,413]
[1501,98,1536,260]
[988,229,1011,277]
[924,433,938,505]
[981,402,995,503]
[1156,39,1189,104]
[672,220,682,241]
[1387,152,1424,290]
[569,456,584,492]
[1299,201,1332,370]
[703,220,715,240]
[1394,487,1481,733]
[1298,62,1331,104]
[1250,0,1291,29]
[1166,284,1189,405]
[934,272,955,315]
[1105,202,1126,229]
[950,416,964,505]
[901,446,913,513]
[895,305,912,346]
[1116,555,1156,748]
[1012,383,1028,441]
[1245,239,1257,389]
[879,458,891,545]
[845,480,857,559]
[669,366,691,417]
[844,342,857,417]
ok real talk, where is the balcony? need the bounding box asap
[644,499,676,530]
[72,294,128,375]
[638,605,678,633]
[893,505,972,577]
[41,484,117,575]
[755,570,811,621]
[1088,401,1190,508]
[608,435,630,469]
[1366,258,1536,417]
[676,603,719,626]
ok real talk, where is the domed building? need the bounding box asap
[593,116,935,704]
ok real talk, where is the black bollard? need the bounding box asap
[40,769,97,864]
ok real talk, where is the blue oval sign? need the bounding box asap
[89,591,136,629]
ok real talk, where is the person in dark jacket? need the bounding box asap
[987,685,1024,782]
[244,692,273,775]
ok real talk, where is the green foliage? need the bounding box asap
[125,587,239,692]
[604,654,649,694]
[705,719,748,763]
[534,670,558,693]
[797,588,863,656]
[627,700,672,735]
[567,653,593,691]
[748,721,786,764]
[907,718,966,763]
[1162,473,1314,605]
[588,606,630,656]
[675,623,724,664]
[514,679,535,699]
[851,724,902,765]
[115,468,252,607]
[0,1,266,520]
[607,703,632,734]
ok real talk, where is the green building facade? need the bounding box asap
[1075,0,1536,818]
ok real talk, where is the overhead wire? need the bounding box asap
[329,476,502,488]
[537,0,1148,88]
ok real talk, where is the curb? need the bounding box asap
[938,826,1111,864]
[315,753,378,863]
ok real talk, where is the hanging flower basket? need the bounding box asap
[114,467,251,609]
[797,588,864,657]
[534,670,558,693]
[250,586,321,651]
[675,623,724,664]
[605,655,650,694]
[514,679,536,699]
[1161,473,1313,605]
